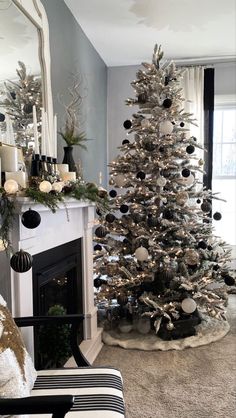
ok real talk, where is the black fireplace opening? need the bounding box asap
[32,239,83,369]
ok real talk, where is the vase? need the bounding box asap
[62,146,76,172]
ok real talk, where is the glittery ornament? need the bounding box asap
[162,208,174,220]
[135,246,149,261]
[159,120,173,135]
[176,191,189,205]
[213,212,222,221]
[147,216,158,227]
[156,176,167,187]
[98,187,108,198]
[114,174,126,187]
[184,249,199,266]
[132,212,146,223]
[123,119,132,129]
[181,298,197,314]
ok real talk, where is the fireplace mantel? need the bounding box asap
[9,197,102,364]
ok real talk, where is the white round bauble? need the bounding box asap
[159,120,173,135]
[184,249,199,265]
[136,317,151,334]
[4,179,19,194]
[114,174,126,188]
[176,191,189,205]
[181,298,197,314]
[39,180,52,193]
[52,182,63,193]
[135,246,149,261]
[141,118,151,128]
[166,322,174,331]
[156,176,167,187]
[181,173,195,186]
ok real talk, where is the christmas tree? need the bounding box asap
[94,45,234,341]
[0,61,42,150]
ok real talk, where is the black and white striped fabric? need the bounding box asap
[31,367,125,417]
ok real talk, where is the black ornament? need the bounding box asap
[147,216,158,227]
[224,275,235,286]
[213,264,220,271]
[201,201,212,212]
[198,241,207,250]
[180,122,185,127]
[213,212,222,221]
[94,244,102,251]
[162,98,172,108]
[196,199,201,204]
[138,93,147,103]
[23,103,33,114]
[109,189,117,198]
[203,218,210,224]
[96,208,102,216]
[182,168,190,178]
[21,209,41,229]
[132,212,145,223]
[120,204,129,213]
[10,91,16,100]
[0,113,5,122]
[10,249,33,273]
[162,209,174,220]
[186,145,195,154]
[136,171,146,180]
[207,245,213,251]
[159,146,165,153]
[143,140,156,152]
[95,226,107,238]
[123,119,132,129]
[105,213,116,223]
[161,169,171,178]
[122,139,130,145]
[94,278,107,288]
[123,238,129,244]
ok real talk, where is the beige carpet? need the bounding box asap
[93,295,236,418]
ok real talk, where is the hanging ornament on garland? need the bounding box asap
[0,112,5,122]
[10,249,33,273]
[159,120,173,135]
[123,119,132,129]
[21,208,41,229]
[135,246,149,261]
[197,240,208,250]
[180,122,185,127]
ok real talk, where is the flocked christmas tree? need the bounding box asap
[94,45,235,341]
[0,61,42,150]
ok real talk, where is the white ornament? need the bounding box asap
[114,174,126,188]
[181,298,197,314]
[136,317,151,334]
[135,246,149,261]
[39,180,52,193]
[181,173,195,186]
[4,179,18,194]
[141,118,151,128]
[176,191,189,205]
[159,120,173,135]
[156,176,167,187]
[52,182,63,193]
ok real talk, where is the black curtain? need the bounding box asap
[203,68,215,190]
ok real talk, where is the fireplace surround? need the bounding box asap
[9,197,102,363]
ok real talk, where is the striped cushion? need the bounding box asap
[31,367,125,417]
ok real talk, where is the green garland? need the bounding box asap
[0,181,109,252]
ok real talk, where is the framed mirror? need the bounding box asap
[0,0,55,156]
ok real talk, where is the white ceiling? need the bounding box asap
[65,0,236,66]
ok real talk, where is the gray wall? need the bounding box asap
[41,0,108,186]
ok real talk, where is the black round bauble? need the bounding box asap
[0,113,5,122]
[203,218,210,223]
[182,168,190,178]
[122,139,130,145]
[109,189,117,198]
[10,91,16,100]
[138,93,147,103]
[213,264,220,271]
[201,201,212,212]
[120,204,129,213]
[23,103,33,114]
[21,209,41,229]
[224,275,235,286]
[180,122,185,127]
[94,244,102,251]
[213,212,222,221]
[143,141,156,152]
[95,226,107,238]
[186,145,195,154]
[136,171,146,180]
[94,278,102,288]
[162,98,172,108]
[123,119,132,129]
[162,209,174,220]
[105,213,116,223]
[10,249,33,273]
[196,199,201,204]
[159,146,165,153]
[198,240,207,250]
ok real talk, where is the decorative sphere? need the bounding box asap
[95,226,107,238]
[162,98,172,108]
[181,298,197,314]
[159,146,165,153]
[120,204,129,213]
[156,176,167,187]
[198,241,208,250]
[136,317,151,334]
[181,173,195,186]
[141,118,151,129]
[159,120,173,135]
[143,140,156,152]
[213,212,222,221]
[114,174,126,188]
[109,189,117,198]
[123,119,132,129]
[196,199,201,204]
[4,179,19,194]
[122,139,130,145]
[224,275,235,286]
[136,171,146,180]
[186,145,195,154]
[94,278,102,288]
[162,208,174,220]
[135,246,149,261]
[180,122,185,127]
[201,201,212,213]
[52,182,63,193]
[23,103,33,114]
[105,213,116,223]
[10,249,33,273]
[94,244,102,251]
[176,191,189,205]
[166,322,174,331]
[184,249,199,266]
[21,209,41,229]
[0,112,5,122]
[39,180,52,193]
[182,168,190,178]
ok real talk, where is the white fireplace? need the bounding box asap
[10,197,103,364]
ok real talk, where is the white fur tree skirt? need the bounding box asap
[102,316,230,351]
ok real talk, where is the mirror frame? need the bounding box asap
[12,0,56,156]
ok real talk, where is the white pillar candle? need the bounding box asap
[5,171,27,189]
[33,105,39,154]
[54,114,57,158]
[5,114,11,144]
[61,172,76,182]
[57,164,69,175]
[0,145,18,171]
[41,109,46,155]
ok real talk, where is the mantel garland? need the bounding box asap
[0,181,109,253]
